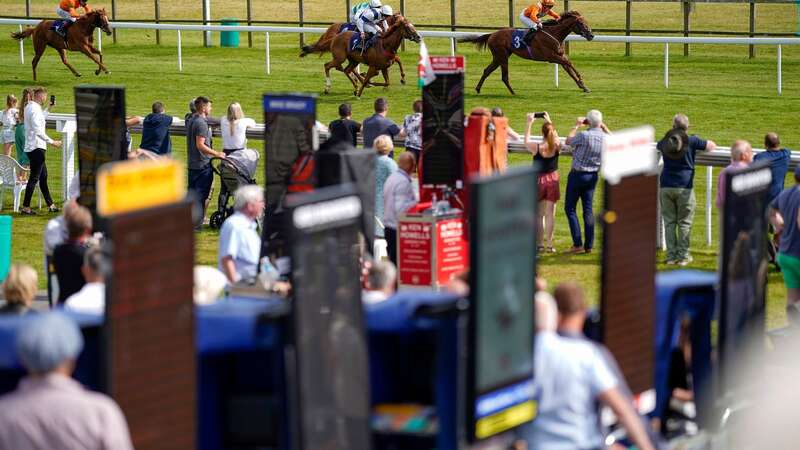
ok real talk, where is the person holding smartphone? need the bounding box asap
[21,87,61,215]
[525,111,561,253]
[563,109,609,254]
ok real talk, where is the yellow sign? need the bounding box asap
[475,400,537,440]
[97,159,186,216]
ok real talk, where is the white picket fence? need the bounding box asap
[2,18,799,93]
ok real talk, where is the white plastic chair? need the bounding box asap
[0,155,41,212]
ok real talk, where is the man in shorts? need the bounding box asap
[769,164,800,326]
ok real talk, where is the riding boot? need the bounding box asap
[524,28,536,44]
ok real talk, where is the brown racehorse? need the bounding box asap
[300,15,408,85]
[11,9,112,81]
[459,11,594,94]
[324,16,420,97]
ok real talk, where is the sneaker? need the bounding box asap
[664,259,678,265]
[584,248,593,254]
[565,246,585,254]
[677,256,694,267]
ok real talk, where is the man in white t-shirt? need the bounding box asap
[527,282,656,450]
[64,247,107,315]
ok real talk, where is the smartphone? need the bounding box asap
[533,112,546,119]
[49,95,56,106]
[582,118,589,125]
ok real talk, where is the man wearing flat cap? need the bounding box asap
[657,114,717,266]
[0,312,133,449]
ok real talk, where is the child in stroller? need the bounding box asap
[209,148,259,229]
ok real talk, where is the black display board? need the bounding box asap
[466,166,537,442]
[285,184,371,450]
[600,173,658,395]
[315,145,376,249]
[262,94,316,257]
[75,86,127,215]
[421,57,464,189]
[718,163,770,405]
[104,200,196,450]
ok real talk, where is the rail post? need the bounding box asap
[508,0,514,28]
[112,0,117,43]
[683,0,690,56]
[18,25,23,64]
[554,64,559,87]
[706,166,712,246]
[299,0,305,47]
[664,43,669,88]
[155,0,161,45]
[247,0,253,48]
[450,0,457,53]
[778,44,782,95]
[749,0,756,58]
[266,32,271,75]
[177,30,183,71]
[625,0,632,56]
[202,0,211,47]
[97,28,102,52]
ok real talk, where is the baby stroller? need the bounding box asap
[209,148,260,230]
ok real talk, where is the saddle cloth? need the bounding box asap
[50,19,68,32]
[339,22,357,33]
[511,29,530,50]
[349,33,375,52]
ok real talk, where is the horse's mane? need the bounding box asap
[543,10,581,26]
[77,8,104,22]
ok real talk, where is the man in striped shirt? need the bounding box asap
[564,109,609,254]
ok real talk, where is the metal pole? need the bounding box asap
[664,43,669,88]
[508,0,514,28]
[266,32,271,75]
[203,0,211,47]
[564,0,570,54]
[111,0,117,43]
[299,0,305,47]
[625,0,631,56]
[18,25,24,64]
[25,0,30,18]
[450,0,456,53]
[683,1,689,56]
[706,165,712,246]
[247,0,253,47]
[97,28,102,52]
[346,0,351,21]
[177,30,183,71]
[554,64,559,87]
[155,0,161,44]
[778,44,782,95]
[400,0,405,51]
[749,0,755,58]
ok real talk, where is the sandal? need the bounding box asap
[547,246,556,253]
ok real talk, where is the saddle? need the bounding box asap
[349,33,377,52]
[338,22,357,33]
[511,29,533,49]
[50,19,70,37]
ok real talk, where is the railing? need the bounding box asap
[2,18,798,93]
[44,112,800,248]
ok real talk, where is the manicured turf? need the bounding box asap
[0,1,798,327]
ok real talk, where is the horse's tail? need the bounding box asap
[11,27,34,41]
[299,36,334,57]
[458,33,491,51]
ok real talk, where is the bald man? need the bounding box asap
[382,151,418,264]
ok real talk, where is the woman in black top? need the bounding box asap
[525,112,562,253]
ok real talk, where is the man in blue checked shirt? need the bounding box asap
[564,110,610,254]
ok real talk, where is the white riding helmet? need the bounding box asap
[380,5,393,16]
[369,0,382,8]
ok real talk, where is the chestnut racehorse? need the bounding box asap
[324,16,420,97]
[11,9,112,81]
[459,11,594,94]
[300,14,408,85]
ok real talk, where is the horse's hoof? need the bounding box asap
[76,73,81,77]
[475,88,481,94]
[95,70,100,75]
[400,79,406,85]
[582,87,591,93]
